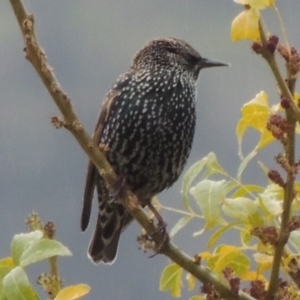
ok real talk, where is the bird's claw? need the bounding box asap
[148,220,169,258]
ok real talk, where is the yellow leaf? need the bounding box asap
[160,264,183,297]
[241,271,267,282]
[234,0,275,9]
[0,257,15,279]
[231,9,260,42]
[253,253,273,274]
[199,252,212,260]
[242,91,269,112]
[186,273,195,291]
[208,245,250,276]
[54,284,90,300]
[237,91,274,156]
[256,129,274,150]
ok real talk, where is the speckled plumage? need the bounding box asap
[81,38,227,264]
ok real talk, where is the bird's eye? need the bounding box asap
[186,54,200,65]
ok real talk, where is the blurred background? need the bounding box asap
[1,1,300,299]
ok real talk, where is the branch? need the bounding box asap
[258,21,300,124]
[9,0,255,299]
[258,20,297,298]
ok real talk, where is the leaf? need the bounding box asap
[258,194,283,218]
[253,253,273,273]
[11,231,43,265]
[181,153,225,211]
[208,245,250,276]
[258,184,283,218]
[1,266,39,300]
[222,181,238,196]
[257,161,270,177]
[207,221,244,249]
[232,185,263,198]
[241,271,267,282]
[160,264,183,297]
[240,226,253,245]
[181,158,208,211]
[222,197,258,221]
[237,150,257,180]
[20,239,72,268]
[236,91,274,158]
[0,257,15,281]
[186,273,195,291]
[169,216,192,238]
[289,231,300,253]
[231,8,260,42]
[54,284,90,300]
[256,129,274,150]
[190,180,226,229]
[202,152,226,178]
[199,252,212,260]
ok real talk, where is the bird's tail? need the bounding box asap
[88,192,133,264]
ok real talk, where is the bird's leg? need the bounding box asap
[146,202,169,257]
[108,175,127,203]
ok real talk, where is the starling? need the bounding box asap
[81,37,228,264]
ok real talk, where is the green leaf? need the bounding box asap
[240,226,253,245]
[1,266,39,300]
[11,231,43,265]
[203,152,226,178]
[237,150,257,181]
[190,180,226,229]
[207,221,244,249]
[222,197,257,221]
[258,184,283,219]
[289,231,300,252]
[20,239,72,268]
[169,216,192,238]
[160,264,183,297]
[54,284,90,300]
[257,161,270,177]
[181,153,225,211]
[232,184,263,198]
[222,181,238,196]
[181,158,207,212]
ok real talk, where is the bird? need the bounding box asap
[81,37,228,264]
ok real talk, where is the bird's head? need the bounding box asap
[132,37,228,80]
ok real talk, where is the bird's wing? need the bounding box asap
[81,89,120,231]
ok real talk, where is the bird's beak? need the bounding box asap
[200,57,230,68]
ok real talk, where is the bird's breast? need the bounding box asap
[101,71,197,198]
